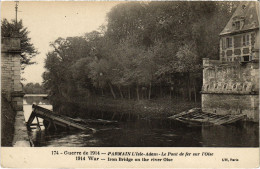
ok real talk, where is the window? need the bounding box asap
[226,37,232,48]
[243,55,249,62]
[222,39,226,49]
[234,21,240,30]
[242,34,250,46]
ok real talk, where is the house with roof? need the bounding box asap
[201,1,259,122]
[220,1,259,62]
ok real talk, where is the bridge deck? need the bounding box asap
[27,104,95,132]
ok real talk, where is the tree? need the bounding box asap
[23,83,46,94]
[42,1,240,114]
[43,36,96,112]
[106,2,147,44]
[175,42,200,101]
[1,19,39,70]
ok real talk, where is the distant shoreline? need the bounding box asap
[24,94,48,97]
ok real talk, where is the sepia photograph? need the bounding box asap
[1,0,259,161]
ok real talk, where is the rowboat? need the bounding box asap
[168,108,246,126]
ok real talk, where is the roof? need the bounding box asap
[220,1,259,36]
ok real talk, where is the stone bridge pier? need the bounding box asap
[1,37,25,111]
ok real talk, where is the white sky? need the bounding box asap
[1,1,122,84]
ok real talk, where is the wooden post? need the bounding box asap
[47,120,52,130]
[148,82,152,100]
[128,87,131,99]
[111,112,116,120]
[128,111,131,120]
[136,85,139,101]
[53,121,57,131]
[36,116,41,131]
[119,113,124,121]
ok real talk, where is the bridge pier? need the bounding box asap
[1,37,25,111]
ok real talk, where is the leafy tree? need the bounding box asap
[1,19,39,69]
[23,83,46,94]
[42,1,240,113]
[43,36,95,112]
[175,42,200,101]
[106,2,147,44]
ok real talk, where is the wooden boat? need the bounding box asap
[168,108,246,126]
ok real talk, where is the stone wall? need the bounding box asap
[202,94,258,121]
[1,38,24,111]
[201,58,259,122]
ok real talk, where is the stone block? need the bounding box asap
[11,56,20,61]
[13,70,20,76]
[13,59,21,67]
[12,75,21,80]
[14,85,22,92]
[11,67,21,71]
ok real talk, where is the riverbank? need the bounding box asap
[76,97,201,120]
[1,97,16,146]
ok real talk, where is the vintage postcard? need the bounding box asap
[1,1,259,168]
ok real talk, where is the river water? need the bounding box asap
[24,95,259,147]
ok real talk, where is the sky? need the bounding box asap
[1,1,122,84]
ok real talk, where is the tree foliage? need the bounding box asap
[1,19,39,69]
[43,1,238,113]
[23,83,46,94]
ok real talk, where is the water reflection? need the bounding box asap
[201,122,259,147]
[30,120,258,147]
[24,96,259,147]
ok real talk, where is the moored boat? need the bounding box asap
[168,108,246,126]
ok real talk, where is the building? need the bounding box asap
[220,1,259,62]
[201,1,259,122]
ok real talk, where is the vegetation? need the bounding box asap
[23,83,46,94]
[1,96,17,146]
[1,19,39,70]
[43,2,238,115]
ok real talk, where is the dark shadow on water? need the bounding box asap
[201,121,259,147]
[24,96,258,147]
[30,118,258,147]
